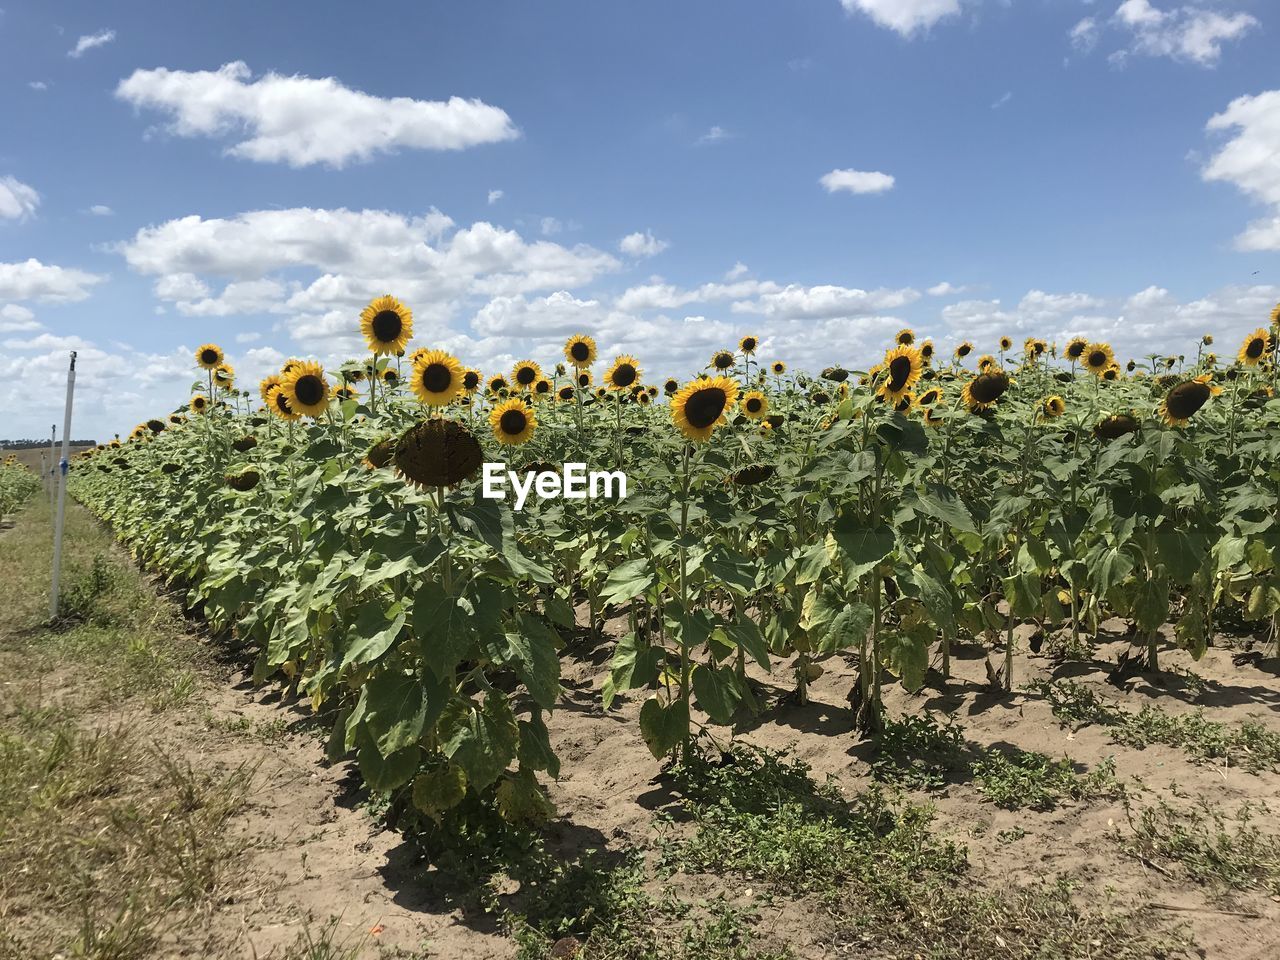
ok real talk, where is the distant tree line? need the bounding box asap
[1,439,98,449]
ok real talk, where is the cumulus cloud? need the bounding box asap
[696,125,731,145]
[0,259,106,303]
[28,81,49,92]
[0,304,41,333]
[68,29,115,58]
[1075,2,1258,67]
[839,0,961,37]
[1202,89,1280,251]
[0,176,39,221]
[488,189,504,205]
[618,230,670,258]
[115,61,518,168]
[819,168,896,195]
[731,284,921,319]
[86,204,114,216]
[927,281,967,296]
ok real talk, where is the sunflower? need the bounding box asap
[534,378,553,398]
[363,437,397,470]
[168,414,185,425]
[1024,338,1047,358]
[558,384,575,401]
[1042,396,1066,418]
[738,334,760,356]
[195,343,224,370]
[1126,360,1136,373]
[955,341,973,360]
[1160,376,1220,427]
[637,390,652,405]
[1095,413,1139,440]
[213,363,235,389]
[962,371,1010,411]
[259,374,282,404]
[281,360,331,417]
[730,464,775,485]
[1202,334,1214,346]
[594,386,608,400]
[410,349,463,406]
[741,390,768,418]
[490,397,538,445]
[923,407,944,428]
[770,361,786,375]
[999,336,1013,352]
[281,358,303,376]
[896,328,915,346]
[377,368,397,388]
[488,374,509,395]
[359,295,414,355]
[1064,337,1087,362]
[225,469,261,492]
[461,369,482,395]
[605,355,641,391]
[1238,328,1271,366]
[1102,365,1120,382]
[919,340,935,364]
[918,387,942,407]
[232,434,257,452]
[564,334,597,368]
[394,419,483,486]
[671,375,740,442]
[190,395,209,414]
[1083,342,1114,376]
[334,383,358,401]
[821,366,849,383]
[509,359,542,390]
[876,344,924,403]
[266,385,301,422]
[893,392,915,413]
[146,419,166,434]
[710,350,736,372]
[977,354,997,373]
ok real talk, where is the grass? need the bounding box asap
[971,752,1123,811]
[1037,679,1280,773]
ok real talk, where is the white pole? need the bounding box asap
[48,424,56,508]
[49,352,77,620]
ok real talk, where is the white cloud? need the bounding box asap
[1078,2,1258,67]
[86,204,114,216]
[731,284,921,320]
[28,81,49,92]
[0,259,106,303]
[1203,89,1280,251]
[488,189,504,205]
[840,0,961,37]
[115,61,518,168]
[0,176,39,221]
[472,291,606,337]
[540,217,563,236]
[618,230,670,258]
[725,262,750,281]
[819,168,896,195]
[235,331,262,344]
[616,278,781,313]
[152,273,210,302]
[991,91,1012,110]
[0,304,41,333]
[927,281,967,296]
[68,29,115,58]
[697,125,731,145]
[175,278,291,317]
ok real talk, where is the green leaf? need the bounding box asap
[601,558,655,607]
[440,693,519,791]
[912,483,976,535]
[360,667,449,756]
[881,624,930,693]
[412,762,467,821]
[724,618,771,671]
[413,582,475,681]
[692,662,742,724]
[342,601,406,668]
[704,548,758,595]
[354,726,419,792]
[815,602,873,656]
[830,519,895,583]
[517,712,561,778]
[1132,575,1170,634]
[638,696,689,759]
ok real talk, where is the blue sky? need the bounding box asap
[1,0,1277,440]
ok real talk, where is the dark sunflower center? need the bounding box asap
[463,372,479,389]
[1088,350,1107,367]
[200,349,219,364]
[1247,338,1265,359]
[685,388,727,428]
[958,345,971,357]
[1068,343,1084,358]
[971,373,1008,404]
[383,370,398,383]
[295,375,324,406]
[888,355,913,390]
[421,363,453,393]
[560,387,574,399]
[492,378,507,391]
[1168,382,1210,418]
[274,393,291,414]
[612,364,637,387]
[194,397,206,409]
[516,366,537,385]
[371,310,402,343]
[500,409,528,435]
[714,354,733,369]
[578,373,591,387]
[746,398,762,412]
[536,380,550,393]
[742,339,756,351]
[570,341,590,362]
[921,390,940,405]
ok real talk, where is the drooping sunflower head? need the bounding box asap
[363,436,397,470]
[232,434,257,452]
[195,344,226,372]
[739,335,759,355]
[1083,342,1115,375]
[146,418,166,434]
[605,355,641,391]
[923,407,944,428]
[955,341,973,360]
[564,334,597,368]
[225,469,261,492]
[1202,334,1214,346]
[1238,328,1271,366]
[771,360,786,375]
[281,360,330,417]
[917,387,942,407]
[461,369,482,394]
[741,390,768,419]
[711,350,736,372]
[190,394,209,414]
[359,295,414,355]
[1160,376,1219,427]
[896,328,915,346]
[876,344,923,402]
[1095,413,1140,441]
[394,419,483,486]
[671,375,740,442]
[490,397,538,445]
[962,371,1010,411]
[411,349,464,407]
[1101,365,1120,382]
[512,359,543,389]
[1042,396,1066,419]
[821,366,849,383]
[266,385,301,422]
[334,383,358,401]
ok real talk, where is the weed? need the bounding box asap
[871,713,968,790]
[972,751,1123,810]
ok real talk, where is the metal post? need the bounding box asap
[48,424,56,508]
[49,352,77,620]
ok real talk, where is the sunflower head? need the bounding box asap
[1238,328,1271,366]
[393,419,483,486]
[1095,413,1140,441]
[730,464,775,486]
[999,336,1013,351]
[461,369,482,394]
[334,384,358,401]
[977,354,997,373]
[962,371,1010,411]
[671,375,740,442]
[488,374,509,395]
[534,378,553,397]
[605,355,642,391]
[259,374,283,404]
[363,437,397,470]
[411,349,464,407]
[490,397,538,445]
[225,469,261,492]
[741,390,768,419]
[511,359,543,390]
[576,370,593,389]
[565,334,597,368]
[637,390,652,405]
[770,361,786,375]
[1160,378,1216,427]
[1083,342,1115,375]
[917,387,942,407]
[711,350,736,372]
[190,395,209,414]
[1202,334,1214,346]
[1101,365,1120,382]
[360,295,414,355]
[281,360,330,417]
[1064,337,1087,361]
[1042,396,1066,419]
[266,385,301,421]
[213,363,235,389]
[919,340,935,363]
[896,328,915,346]
[558,384,575,401]
[876,344,924,403]
[379,368,398,387]
[955,341,973,360]
[739,335,759,355]
[820,366,849,383]
[195,343,224,370]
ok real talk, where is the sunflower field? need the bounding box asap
[0,458,40,519]
[67,296,1280,832]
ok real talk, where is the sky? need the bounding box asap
[0,0,1277,441]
